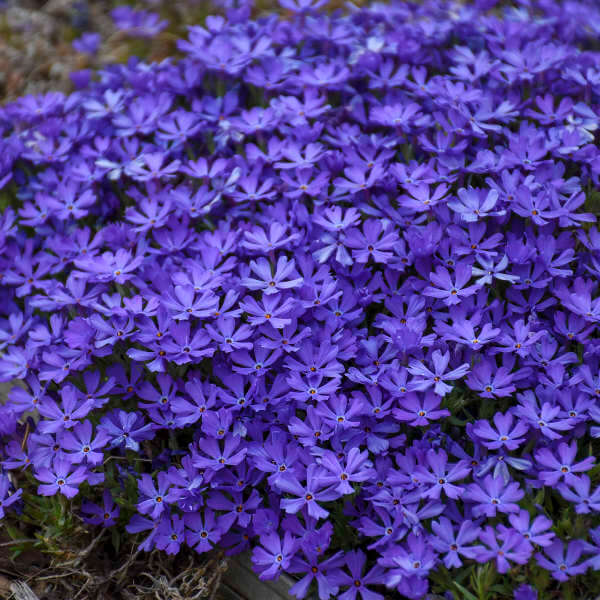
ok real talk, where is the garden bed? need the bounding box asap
[2,0,600,599]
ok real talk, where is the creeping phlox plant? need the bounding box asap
[2,0,600,598]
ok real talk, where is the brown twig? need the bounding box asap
[0,540,36,548]
[208,572,222,600]
[35,570,80,582]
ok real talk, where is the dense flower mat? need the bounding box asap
[2,0,600,598]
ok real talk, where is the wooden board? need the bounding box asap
[222,552,312,600]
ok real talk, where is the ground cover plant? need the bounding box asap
[1,0,600,598]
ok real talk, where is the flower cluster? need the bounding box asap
[2,0,600,597]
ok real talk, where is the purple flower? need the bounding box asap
[329,550,385,600]
[378,533,437,585]
[344,221,399,264]
[534,440,595,486]
[276,464,339,520]
[125,514,161,552]
[423,263,479,306]
[477,526,531,573]
[279,0,328,12]
[415,449,470,500]
[184,509,224,553]
[163,321,215,363]
[127,153,181,182]
[0,474,22,519]
[162,286,218,321]
[536,540,588,581]
[399,183,448,212]
[206,317,253,353]
[465,361,518,398]
[448,187,505,221]
[288,549,345,600]
[430,517,483,568]
[232,346,282,376]
[240,294,296,329]
[36,458,88,498]
[514,395,575,440]
[506,509,555,548]
[470,412,529,451]
[514,584,538,600]
[111,7,168,37]
[464,475,524,517]
[471,254,519,286]
[98,410,155,452]
[74,249,143,284]
[241,256,303,295]
[171,378,217,426]
[155,513,184,555]
[72,32,101,55]
[408,350,470,397]
[60,420,109,465]
[242,222,301,254]
[37,385,95,434]
[511,185,559,225]
[192,435,247,472]
[82,489,120,527]
[137,472,181,519]
[557,474,600,513]
[318,448,374,495]
[252,531,299,580]
[393,392,450,426]
[207,490,261,529]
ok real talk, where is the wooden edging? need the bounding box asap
[221,552,312,600]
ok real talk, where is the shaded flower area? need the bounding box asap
[2,0,600,598]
